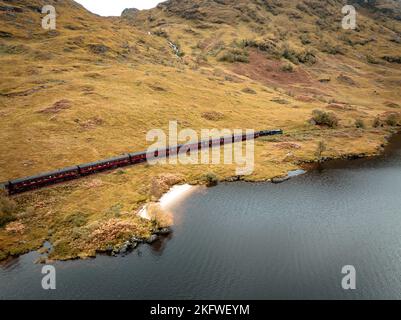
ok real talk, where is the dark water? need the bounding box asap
[2,134,401,300]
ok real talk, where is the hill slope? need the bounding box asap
[130,0,401,94]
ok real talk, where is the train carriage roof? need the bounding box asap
[10,166,79,184]
[128,151,147,158]
[102,154,130,163]
[260,129,283,135]
[78,154,130,168]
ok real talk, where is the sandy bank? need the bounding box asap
[138,184,197,220]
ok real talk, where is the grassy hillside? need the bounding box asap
[0,0,400,261]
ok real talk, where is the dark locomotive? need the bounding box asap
[2,129,283,195]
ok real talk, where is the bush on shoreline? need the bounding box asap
[315,140,327,162]
[203,173,218,187]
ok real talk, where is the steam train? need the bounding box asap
[3,129,282,195]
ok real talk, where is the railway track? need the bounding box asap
[0,129,283,195]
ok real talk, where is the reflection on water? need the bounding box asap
[147,234,174,256]
[1,133,401,300]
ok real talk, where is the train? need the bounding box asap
[2,129,283,195]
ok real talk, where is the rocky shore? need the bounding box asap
[107,227,173,257]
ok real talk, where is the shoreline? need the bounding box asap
[3,131,401,299]
[1,129,399,263]
[44,184,198,262]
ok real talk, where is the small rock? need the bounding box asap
[241,87,257,94]
[88,44,109,55]
[34,256,47,264]
[157,227,172,235]
[120,241,132,254]
[146,234,159,244]
[121,8,139,19]
[271,176,290,184]
[131,237,143,243]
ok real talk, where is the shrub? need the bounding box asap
[366,54,380,64]
[336,74,356,86]
[315,140,326,161]
[311,109,339,128]
[154,29,168,38]
[241,87,257,94]
[281,62,294,72]
[88,44,109,55]
[218,48,249,63]
[296,3,309,13]
[382,56,401,64]
[203,173,218,187]
[384,101,400,108]
[64,211,88,227]
[281,44,299,64]
[16,206,35,220]
[280,43,317,65]
[202,111,225,121]
[355,118,366,129]
[0,211,15,228]
[385,113,399,126]
[297,49,317,65]
[0,194,17,227]
[71,227,89,241]
[321,41,344,55]
[0,250,8,261]
[242,38,278,55]
[390,35,401,44]
[196,54,208,63]
[52,240,77,258]
[373,117,381,128]
[0,44,28,55]
[300,34,312,45]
